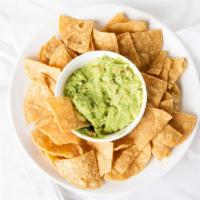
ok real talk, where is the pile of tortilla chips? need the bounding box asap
[24,13,197,189]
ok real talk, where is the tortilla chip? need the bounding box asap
[159,99,173,113]
[92,29,118,52]
[87,38,95,51]
[130,107,172,150]
[55,151,102,189]
[102,12,129,31]
[152,125,182,159]
[49,44,72,69]
[24,77,52,123]
[87,142,113,176]
[142,73,167,107]
[146,51,167,75]
[64,46,77,58]
[24,58,61,82]
[42,74,56,95]
[159,57,172,81]
[162,91,173,101]
[168,58,186,89]
[109,20,148,33]
[170,112,197,143]
[39,36,62,64]
[46,96,89,133]
[32,130,82,158]
[113,144,140,174]
[105,143,151,180]
[113,135,135,151]
[59,15,93,53]
[35,115,81,145]
[117,32,141,68]
[131,30,163,69]
[168,83,181,111]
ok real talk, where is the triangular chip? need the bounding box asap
[59,15,93,53]
[151,124,182,160]
[159,99,173,113]
[32,130,82,158]
[55,151,102,189]
[147,51,167,75]
[113,144,140,174]
[87,38,95,51]
[87,142,113,176]
[130,107,172,150]
[117,32,141,68]
[105,143,151,180]
[159,57,172,81]
[24,58,61,81]
[35,115,81,145]
[39,36,62,64]
[24,77,52,123]
[162,91,173,101]
[92,29,118,52]
[168,83,181,111]
[131,30,163,70]
[170,112,197,143]
[168,58,186,89]
[46,96,89,133]
[102,12,129,31]
[142,73,167,107]
[49,44,72,69]
[109,20,148,33]
[113,135,135,151]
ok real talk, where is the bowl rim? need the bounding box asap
[55,50,147,142]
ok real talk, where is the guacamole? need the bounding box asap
[64,56,143,136]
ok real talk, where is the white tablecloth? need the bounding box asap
[0,0,200,199]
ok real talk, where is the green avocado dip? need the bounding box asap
[64,56,143,137]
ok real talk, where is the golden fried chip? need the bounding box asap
[59,15,93,53]
[49,44,72,69]
[159,99,173,113]
[113,145,140,174]
[24,77,52,123]
[102,12,129,31]
[43,152,63,164]
[32,130,82,158]
[131,30,163,69]
[88,38,95,51]
[142,73,167,107]
[130,108,172,150]
[117,32,141,68]
[162,91,173,101]
[159,57,172,81]
[170,112,197,143]
[64,46,77,58]
[113,135,135,151]
[87,142,113,176]
[46,97,89,133]
[147,51,167,75]
[55,151,102,189]
[152,125,182,160]
[105,143,151,180]
[168,83,181,111]
[42,74,56,95]
[39,36,62,64]
[24,58,61,82]
[35,115,81,145]
[168,58,186,89]
[109,20,148,33]
[92,29,119,52]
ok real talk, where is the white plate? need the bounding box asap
[9,4,200,196]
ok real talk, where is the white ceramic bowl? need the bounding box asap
[9,4,200,196]
[55,51,147,143]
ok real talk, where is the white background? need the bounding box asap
[0,0,200,199]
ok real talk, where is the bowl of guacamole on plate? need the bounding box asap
[55,51,147,142]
